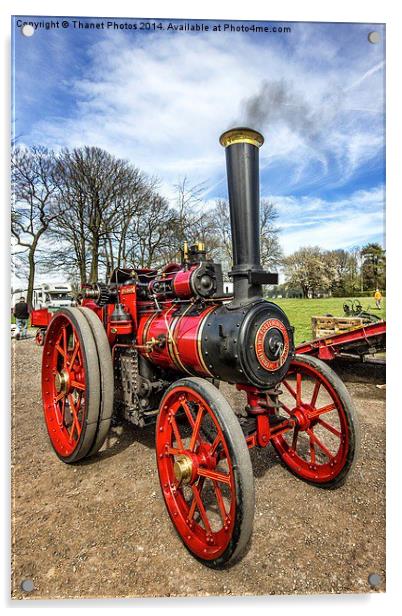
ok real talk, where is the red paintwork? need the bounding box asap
[42,313,86,458]
[30,308,52,328]
[271,357,351,483]
[296,320,386,360]
[45,263,356,483]
[139,303,216,377]
[119,285,137,330]
[156,384,236,561]
[172,268,194,298]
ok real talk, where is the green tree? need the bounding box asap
[361,243,386,291]
[283,247,330,298]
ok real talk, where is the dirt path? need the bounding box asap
[11,338,385,599]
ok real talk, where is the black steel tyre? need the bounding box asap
[78,307,114,456]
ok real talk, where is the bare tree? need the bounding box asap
[11,146,60,305]
[211,198,283,275]
[260,199,283,269]
[213,199,232,265]
[173,178,207,245]
[47,147,149,283]
[121,194,177,268]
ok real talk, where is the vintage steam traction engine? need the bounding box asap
[41,128,359,568]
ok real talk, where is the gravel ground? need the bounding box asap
[11,337,385,599]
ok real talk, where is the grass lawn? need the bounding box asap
[10,296,386,347]
[272,296,386,345]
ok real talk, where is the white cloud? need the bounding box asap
[268,186,385,254]
[26,26,384,198]
[14,23,385,287]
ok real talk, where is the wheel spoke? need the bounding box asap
[189,406,204,452]
[68,394,82,440]
[310,381,321,407]
[55,343,67,361]
[309,402,336,420]
[317,417,341,438]
[291,425,299,450]
[191,484,212,533]
[197,467,231,485]
[283,379,297,400]
[55,399,64,427]
[188,477,205,521]
[307,428,334,460]
[279,402,293,415]
[181,400,196,429]
[209,434,222,456]
[71,380,85,391]
[60,397,67,426]
[296,373,302,406]
[309,437,316,463]
[62,326,68,356]
[170,416,184,450]
[166,446,184,457]
[212,480,227,525]
[69,341,80,367]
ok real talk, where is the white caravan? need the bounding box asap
[12,283,75,310]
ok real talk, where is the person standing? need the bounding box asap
[13,296,30,340]
[374,288,382,310]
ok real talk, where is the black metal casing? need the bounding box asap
[201,300,293,389]
[220,128,279,307]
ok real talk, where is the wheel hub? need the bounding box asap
[174,455,193,485]
[54,369,70,394]
[292,405,311,431]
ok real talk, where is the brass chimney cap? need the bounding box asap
[219,127,264,148]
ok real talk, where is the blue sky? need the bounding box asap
[12,16,385,257]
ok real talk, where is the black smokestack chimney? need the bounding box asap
[219,127,278,306]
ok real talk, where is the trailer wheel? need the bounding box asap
[35,329,46,346]
[272,354,359,488]
[156,377,255,568]
[42,308,102,463]
[78,307,114,456]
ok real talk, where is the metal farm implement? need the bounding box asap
[41,129,359,568]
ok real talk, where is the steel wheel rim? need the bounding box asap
[157,386,236,560]
[42,314,87,457]
[272,361,350,483]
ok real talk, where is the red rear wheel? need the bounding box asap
[42,308,101,463]
[272,354,359,487]
[156,377,254,568]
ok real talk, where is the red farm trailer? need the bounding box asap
[296,321,386,362]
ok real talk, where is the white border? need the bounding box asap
[2,1,401,614]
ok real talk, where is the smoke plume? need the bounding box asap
[236,79,336,140]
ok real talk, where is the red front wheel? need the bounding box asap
[156,377,255,568]
[272,354,359,488]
